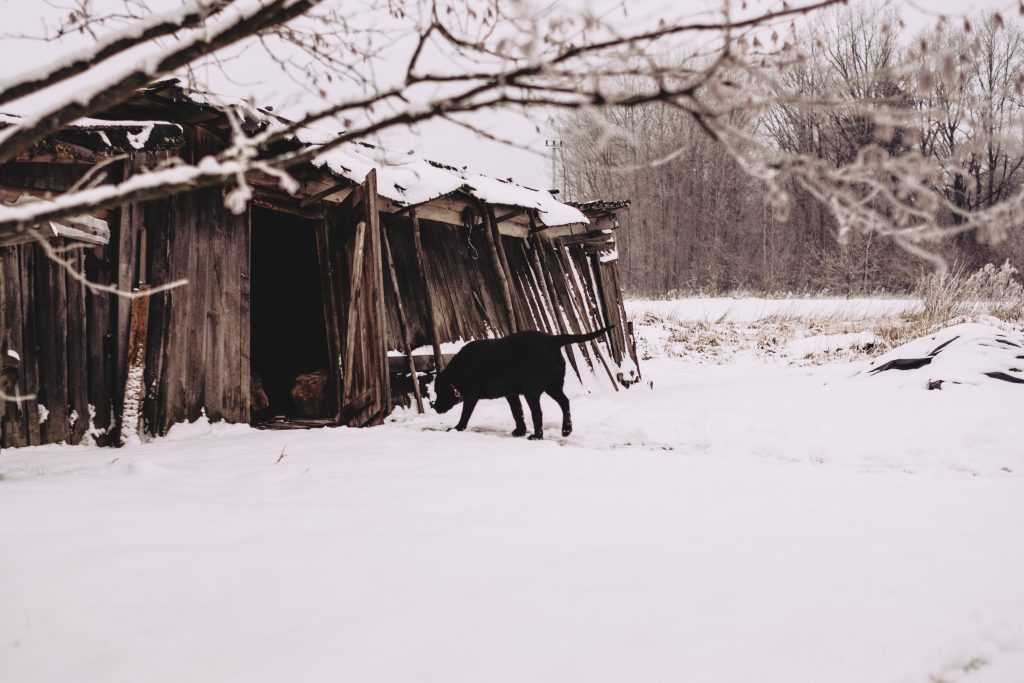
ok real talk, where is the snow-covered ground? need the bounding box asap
[1,302,1023,683]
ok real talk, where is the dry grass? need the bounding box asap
[631,264,1024,365]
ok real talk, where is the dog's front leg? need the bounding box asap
[524,392,544,440]
[453,396,478,431]
[506,395,527,437]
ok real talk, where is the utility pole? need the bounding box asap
[545,139,562,193]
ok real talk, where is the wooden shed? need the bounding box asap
[0,80,637,447]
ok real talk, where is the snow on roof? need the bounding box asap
[857,322,1024,389]
[0,111,182,152]
[147,79,588,227]
[312,142,588,227]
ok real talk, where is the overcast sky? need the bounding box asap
[0,0,1019,190]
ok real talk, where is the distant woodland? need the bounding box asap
[558,4,1024,296]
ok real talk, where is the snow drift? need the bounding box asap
[859,322,1024,388]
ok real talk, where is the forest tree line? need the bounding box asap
[558,3,1024,296]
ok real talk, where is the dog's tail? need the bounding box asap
[549,326,613,347]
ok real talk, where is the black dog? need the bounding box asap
[431,327,611,439]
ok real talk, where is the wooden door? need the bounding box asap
[317,170,390,427]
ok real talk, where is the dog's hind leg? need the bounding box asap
[544,384,572,437]
[454,397,478,431]
[525,392,544,440]
[506,395,527,437]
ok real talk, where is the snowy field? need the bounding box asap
[2,299,1023,683]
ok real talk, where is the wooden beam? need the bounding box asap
[300,181,353,207]
[381,223,424,413]
[534,222,589,239]
[341,219,367,405]
[364,169,391,419]
[494,207,526,224]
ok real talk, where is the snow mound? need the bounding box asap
[858,322,1024,389]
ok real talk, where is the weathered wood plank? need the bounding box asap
[341,219,367,408]
[35,241,70,443]
[411,212,444,372]
[365,169,391,422]
[529,233,581,381]
[381,224,424,413]
[65,248,90,443]
[482,206,517,334]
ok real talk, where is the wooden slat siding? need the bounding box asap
[587,252,623,364]
[20,247,41,445]
[555,242,618,388]
[497,232,534,332]
[35,241,71,443]
[569,247,607,339]
[564,245,615,367]
[134,127,251,435]
[518,241,554,333]
[365,170,391,421]
[529,234,582,381]
[421,221,465,338]
[420,221,463,339]
[381,224,424,413]
[510,236,545,331]
[141,196,173,434]
[538,234,594,369]
[514,244,545,332]
[84,239,117,445]
[65,248,90,443]
[601,258,641,376]
[519,240,555,333]
[316,206,343,421]
[515,265,543,332]
[502,238,540,331]
[411,213,444,370]
[113,160,143,440]
[483,206,518,332]
[0,249,22,447]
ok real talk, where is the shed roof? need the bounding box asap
[0,112,183,153]
[139,79,588,227]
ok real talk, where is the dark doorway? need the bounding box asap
[250,208,334,422]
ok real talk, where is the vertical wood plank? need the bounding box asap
[482,206,517,334]
[365,169,391,421]
[65,248,90,443]
[381,223,424,413]
[411,213,445,371]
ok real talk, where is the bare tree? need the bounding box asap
[560,2,1024,294]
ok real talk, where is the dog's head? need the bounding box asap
[431,369,462,414]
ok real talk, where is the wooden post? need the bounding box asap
[315,216,343,422]
[411,212,444,372]
[381,223,424,413]
[364,169,391,419]
[342,220,367,405]
[482,206,517,334]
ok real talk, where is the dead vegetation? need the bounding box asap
[631,264,1024,364]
